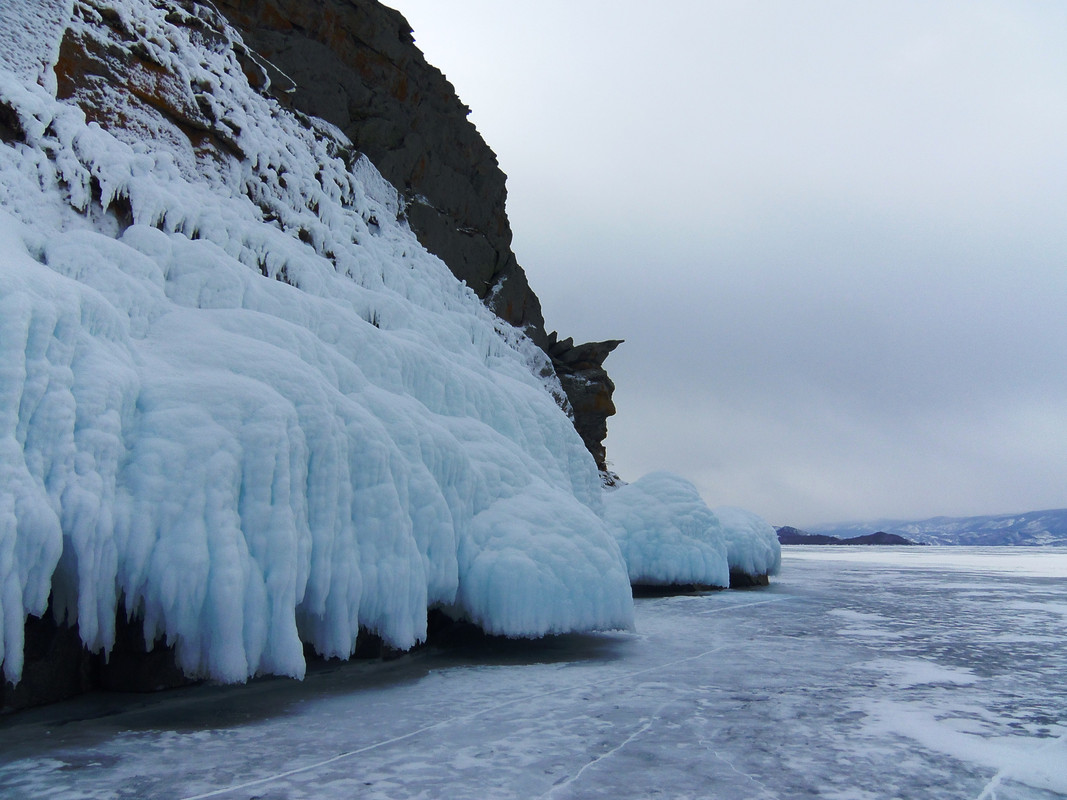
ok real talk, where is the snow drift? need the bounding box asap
[0,0,777,686]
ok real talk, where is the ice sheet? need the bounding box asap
[0,547,1064,799]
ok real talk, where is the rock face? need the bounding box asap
[0,607,192,713]
[546,335,623,476]
[54,3,254,169]
[211,0,620,471]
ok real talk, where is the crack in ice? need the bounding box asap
[971,732,1067,800]
[178,642,738,798]
[697,596,791,615]
[537,702,669,799]
[701,738,781,799]
[973,772,1003,800]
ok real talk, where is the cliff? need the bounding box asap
[0,0,779,712]
[210,0,621,473]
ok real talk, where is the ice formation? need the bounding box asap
[713,506,783,579]
[604,472,779,586]
[0,0,777,686]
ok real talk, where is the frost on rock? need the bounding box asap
[0,0,73,93]
[0,0,636,685]
[603,472,731,587]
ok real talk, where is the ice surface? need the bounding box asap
[785,545,1067,577]
[0,547,1064,799]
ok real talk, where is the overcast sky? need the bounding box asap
[389,0,1067,526]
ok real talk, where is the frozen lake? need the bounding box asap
[1,546,1064,799]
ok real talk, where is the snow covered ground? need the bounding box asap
[0,546,1063,799]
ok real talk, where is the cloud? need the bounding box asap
[393,0,1067,524]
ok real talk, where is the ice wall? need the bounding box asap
[0,0,635,684]
[713,506,783,579]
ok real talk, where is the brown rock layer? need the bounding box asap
[55,3,247,165]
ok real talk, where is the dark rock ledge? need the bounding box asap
[3,605,447,714]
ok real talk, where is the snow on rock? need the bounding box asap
[0,0,73,92]
[713,506,782,579]
[0,0,637,685]
[603,472,731,587]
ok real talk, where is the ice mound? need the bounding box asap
[713,506,783,578]
[603,472,731,587]
[604,473,782,586]
[0,0,635,684]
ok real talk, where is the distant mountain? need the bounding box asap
[776,527,840,545]
[775,527,919,546]
[805,509,1067,547]
[844,531,922,546]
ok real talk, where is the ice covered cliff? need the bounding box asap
[209,0,626,476]
[0,0,778,690]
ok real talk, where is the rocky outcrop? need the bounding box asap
[210,0,534,319]
[775,526,842,545]
[42,0,620,470]
[546,334,623,476]
[847,531,921,546]
[1,0,632,712]
[55,3,250,166]
[0,604,193,713]
[210,0,620,471]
